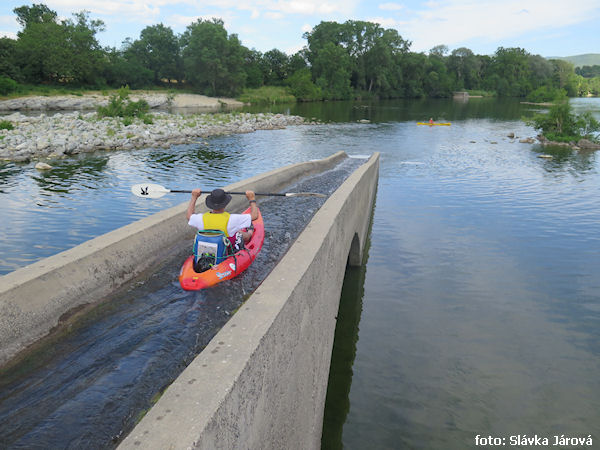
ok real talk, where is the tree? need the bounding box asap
[181,19,246,96]
[13,3,56,28]
[313,42,352,99]
[550,59,578,96]
[0,37,19,81]
[447,47,482,90]
[127,24,181,84]
[489,47,532,96]
[261,49,289,85]
[101,47,153,88]
[286,67,321,101]
[13,5,105,85]
[243,48,264,88]
[429,45,449,58]
[62,11,105,85]
[304,20,410,98]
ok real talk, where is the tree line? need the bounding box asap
[1,3,599,101]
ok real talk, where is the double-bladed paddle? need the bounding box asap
[131,183,326,199]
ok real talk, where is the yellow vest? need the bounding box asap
[202,211,231,236]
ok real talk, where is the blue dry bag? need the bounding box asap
[193,230,230,272]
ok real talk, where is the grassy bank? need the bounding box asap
[237,86,296,104]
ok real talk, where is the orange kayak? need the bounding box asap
[417,122,451,126]
[179,206,265,290]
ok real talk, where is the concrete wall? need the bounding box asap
[0,151,347,367]
[119,152,380,449]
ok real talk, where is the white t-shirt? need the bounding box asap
[188,212,251,236]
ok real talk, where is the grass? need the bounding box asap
[237,86,296,104]
[465,90,496,97]
[0,120,14,130]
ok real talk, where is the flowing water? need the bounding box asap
[1,97,600,448]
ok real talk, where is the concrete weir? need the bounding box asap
[119,152,379,449]
[0,151,350,367]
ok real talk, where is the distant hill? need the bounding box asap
[547,54,600,67]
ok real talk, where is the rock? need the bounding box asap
[35,162,53,170]
[519,138,535,144]
[507,132,515,138]
[577,139,600,150]
[537,154,553,159]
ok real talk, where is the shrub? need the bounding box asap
[97,86,149,119]
[0,76,18,96]
[0,120,14,130]
[526,86,566,103]
[526,93,600,142]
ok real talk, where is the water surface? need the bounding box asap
[1,97,599,449]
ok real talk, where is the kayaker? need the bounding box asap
[186,188,258,250]
[429,117,434,124]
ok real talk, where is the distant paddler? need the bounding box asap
[417,120,451,126]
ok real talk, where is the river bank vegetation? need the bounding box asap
[527,93,600,145]
[1,4,600,104]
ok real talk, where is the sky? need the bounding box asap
[1,0,599,57]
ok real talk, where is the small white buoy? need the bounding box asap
[35,162,53,170]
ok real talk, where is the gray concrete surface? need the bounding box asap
[119,152,380,449]
[0,151,346,367]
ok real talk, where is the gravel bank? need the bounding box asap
[0,111,306,162]
[0,93,244,112]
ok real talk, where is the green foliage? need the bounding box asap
[238,86,296,104]
[1,5,596,102]
[286,68,322,101]
[182,18,247,96]
[576,65,600,78]
[97,87,149,120]
[261,49,290,85]
[527,94,600,142]
[0,120,14,130]
[0,76,18,95]
[124,24,182,84]
[526,86,566,103]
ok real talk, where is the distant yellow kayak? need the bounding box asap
[417,122,451,126]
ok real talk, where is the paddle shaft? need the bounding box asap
[170,189,288,197]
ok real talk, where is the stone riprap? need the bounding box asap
[0,111,305,162]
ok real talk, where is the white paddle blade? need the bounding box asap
[131,183,170,199]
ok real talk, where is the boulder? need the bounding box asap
[35,162,53,170]
[577,139,600,150]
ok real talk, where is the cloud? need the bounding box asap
[0,31,17,39]
[265,11,284,20]
[399,0,600,52]
[367,16,400,28]
[379,2,404,11]
[165,12,235,30]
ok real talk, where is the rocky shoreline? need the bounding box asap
[0,92,244,112]
[0,109,306,163]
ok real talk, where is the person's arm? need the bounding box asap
[246,190,258,221]
[187,188,202,221]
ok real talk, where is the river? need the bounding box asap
[1,97,599,448]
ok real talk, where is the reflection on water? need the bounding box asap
[321,228,372,449]
[0,158,365,449]
[1,98,600,449]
